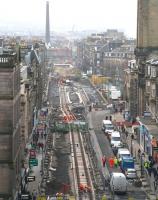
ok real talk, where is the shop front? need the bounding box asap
[139,124,152,156]
[151,136,158,163]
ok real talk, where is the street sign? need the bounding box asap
[29,158,38,166]
[21,194,30,200]
[73,121,86,125]
[79,121,86,125]
[27,175,35,182]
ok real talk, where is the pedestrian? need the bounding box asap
[38,182,41,193]
[157,166,158,174]
[144,160,152,176]
[109,157,114,168]
[41,143,44,151]
[138,149,141,159]
[84,185,91,192]
[148,155,152,162]
[125,131,128,138]
[79,183,85,192]
[56,192,63,199]
[24,147,28,155]
[148,166,152,176]
[44,133,47,139]
[41,131,44,139]
[114,157,118,168]
[44,123,47,131]
[36,130,39,138]
[144,160,148,169]
[150,159,154,169]
[32,189,37,200]
[113,146,118,156]
[102,155,106,167]
[152,167,158,179]
[102,194,107,200]
[38,142,41,151]
[154,180,158,191]
[121,126,125,133]
[32,195,36,200]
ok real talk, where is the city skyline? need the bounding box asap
[0,0,137,38]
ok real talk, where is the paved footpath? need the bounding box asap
[27,137,45,196]
[23,108,49,199]
[113,112,158,199]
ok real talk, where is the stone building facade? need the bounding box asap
[135,0,158,116]
[124,60,138,119]
[144,59,158,120]
[123,0,158,161]
[0,51,21,199]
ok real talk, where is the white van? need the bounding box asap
[111,131,121,148]
[102,120,114,136]
[110,172,127,193]
[117,148,131,162]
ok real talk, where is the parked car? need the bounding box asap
[102,120,114,140]
[111,131,122,148]
[109,172,127,194]
[29,149,36,159]
[125,168,137,179]
[117,148,131,162]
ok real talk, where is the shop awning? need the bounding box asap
[114,120,140,127]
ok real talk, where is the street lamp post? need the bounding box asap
[140,153,145,177]
[131,134,134,156]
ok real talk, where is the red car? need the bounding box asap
[29,149,36,159]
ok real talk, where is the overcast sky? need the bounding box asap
[0,0,137,37]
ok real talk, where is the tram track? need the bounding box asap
[49,78,149,199]
[59,83,145,200]
[59,84,95,200]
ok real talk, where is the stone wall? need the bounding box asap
[0,72,13,97]
[0,100,12,129]
[137,0,158,48]
[0,165,12,194]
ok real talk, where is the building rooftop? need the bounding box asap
[0,50,18,68]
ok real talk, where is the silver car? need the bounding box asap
[126,168,137,179]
